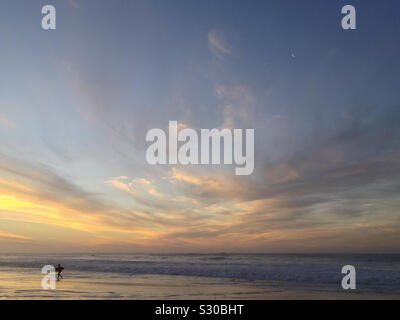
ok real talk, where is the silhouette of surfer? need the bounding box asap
[55,264,64,281]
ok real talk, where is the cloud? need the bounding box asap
[0,113,15,128]
[265,163,299,183]
[105,176,174,211]
[104,111,400,249]
[215,85,256,128]
[1,72,400,252]
[208,30,232,59]
[0,153,167,238]
[169,168,247,202]
[0,232,31,241]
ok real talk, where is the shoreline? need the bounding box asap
[1,267,398,300]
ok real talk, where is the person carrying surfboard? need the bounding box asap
[55,264,64,281]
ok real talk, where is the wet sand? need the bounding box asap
[1,267,398,299]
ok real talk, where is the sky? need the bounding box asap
[0,0,400,253]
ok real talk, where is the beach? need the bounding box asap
[1,254,399,299]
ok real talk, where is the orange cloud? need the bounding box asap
[0,232,31,241]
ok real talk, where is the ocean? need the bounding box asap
[0,253,399,299]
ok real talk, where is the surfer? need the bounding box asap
[55,264,64,281]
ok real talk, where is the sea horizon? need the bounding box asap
[1,253,399,299]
